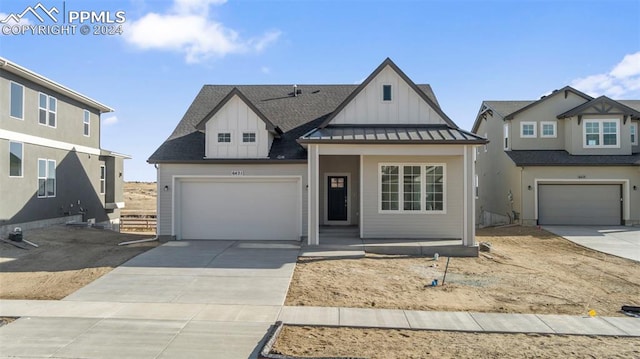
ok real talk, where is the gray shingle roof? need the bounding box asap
[506,150,640,166]
[300,125,486,144]
[483,101,534,118]
[149,84,441,163]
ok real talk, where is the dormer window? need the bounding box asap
[242,132,256,143]
[217,132,231,143]
[382,84,392,101]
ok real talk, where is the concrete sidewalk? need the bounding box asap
[544,226,640,262]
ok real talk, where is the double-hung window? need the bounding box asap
[9,142,23,177]
[631,124,638,145]
[10,82,24,119]
[39,93,57,127]
[520,122,536,138]
[380,163,445,213]
[540,121,557,138]
[83,110,90,136]
[37,159,56,198]
[584,119,619,148]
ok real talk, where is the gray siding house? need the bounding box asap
[0,57,128,234]
[472,86,640,226]
[149,58,487,253]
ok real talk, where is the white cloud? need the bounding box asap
[103,116,119,126]
[0,12,32,25]
[124,0,280,64]
[570,51,640,98]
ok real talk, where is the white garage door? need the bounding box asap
[538,184,622,225]
[179,178,300,240]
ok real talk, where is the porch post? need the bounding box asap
[463,145,476,247]
[307,144,320,245]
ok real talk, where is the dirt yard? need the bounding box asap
[286,226,640,316]
[273,326,640,359]
[0,226,157,300]
[123,182,156,213]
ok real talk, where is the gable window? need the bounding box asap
[380,163,445,213]
[540,121,557,138]
[83,110,90,136]
[630,124,637,145]
[242,132,256,143]
[503,124,510,150]
[382,84,392,101]
[37,159,56,198]
[9,141,23,177]
[39,93,57,127]
[584,119,619,148]
[520,122,536,138]
[217,132,231,143]
[100,165,106,194]
[10,82,24,119]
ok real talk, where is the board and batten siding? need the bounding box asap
[361,155,464,239]
[330,66,446,126]
[205,95,273,158]
[157,163,308,237]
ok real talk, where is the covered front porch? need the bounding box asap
[300,125,484,253]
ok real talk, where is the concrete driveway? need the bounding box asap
[543,226,640,262]
[0,240,300,358]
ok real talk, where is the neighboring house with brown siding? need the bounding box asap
[472,86,640,227]
[0,57,129,235]
[149,58,488,255]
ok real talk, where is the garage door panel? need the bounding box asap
[180,179,299,240]
[538,184,621,226]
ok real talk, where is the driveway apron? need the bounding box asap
[0,240,300,359]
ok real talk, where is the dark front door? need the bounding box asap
[327,176,348,221]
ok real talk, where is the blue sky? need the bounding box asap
[2,0,639,181]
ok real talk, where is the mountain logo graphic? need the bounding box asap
[1,3,60,24]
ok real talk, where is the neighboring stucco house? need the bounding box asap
[0,57,128,235]
[472,86,640,227]
[149,58,487,252]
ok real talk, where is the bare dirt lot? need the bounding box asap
[273,326,640,359]
[0,227,157,300]
[286,226,640,316]
[123,182,156,213]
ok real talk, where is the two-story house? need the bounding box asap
[0,57,128,235]
[472,86,640,227]
[149,58,487,255]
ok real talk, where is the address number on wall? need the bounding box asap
[231,170,244,176]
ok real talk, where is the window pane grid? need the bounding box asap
[403,166,421,211]
[381,166,399,210]
[425,165,444,211]
[542,124,554,136]
[522,124,534,136]
[217,133,231,143]
[242,132,256,143]
[37,159,56,198]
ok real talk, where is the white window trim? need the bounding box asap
[381,84,393,103]
[100,165,106,194]
[631,123,638,146]
[378,162,447,214]
[216,131,232,144]
[9,141,23,178]
[83,110,91,137]
[540,121,557,138]
[241,131,256,144]
[38,93,57,128]
[10,81,24,120]
[583,118,620,149]
[37,158,56,198]
[520,121,537,138]
[503,123,510,150]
